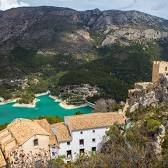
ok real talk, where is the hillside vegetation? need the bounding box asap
[3,42,165,102]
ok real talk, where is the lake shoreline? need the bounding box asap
[49,95,61,103]
[0,91,49,107]
[49,95,88,109]
[0,92,90,110]
[0,99,18,105]
[0,95,93,125]
[12,98,39,108]
[35,91,50,97]
[59,102,88,109]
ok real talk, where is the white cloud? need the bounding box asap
[0,0,29,10]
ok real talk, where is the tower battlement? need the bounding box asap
[152,61,168,83]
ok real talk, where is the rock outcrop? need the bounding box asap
[102,28,168,46]
[128,75,168,112]
[146,124,165,158]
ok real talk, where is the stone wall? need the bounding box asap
[152,61,168,83]
[9,147,50,168]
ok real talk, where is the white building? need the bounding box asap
[0,119,51,168]
[0,112,125,167]
[50,112,126,162]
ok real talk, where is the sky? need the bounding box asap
[0,0,168,19]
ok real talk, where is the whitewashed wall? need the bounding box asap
[21,135,49,154]
[53,127,108,161]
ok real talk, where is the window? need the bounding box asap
[92,130,95,133]
[92,147,96,152]
[80,149,85,155]
[67,141,70,145]
[79,139,84,145]
[52,152,55,157]
[33,139,38,146]
[80,131,83,134]
[67,150,72,159]
[165,67,168,71]
[92,138,96,142]
[92,147,96,155]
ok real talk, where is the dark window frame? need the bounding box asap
[66,150,72,159]
[33,139,39,146]
[92,147,96,152]
[80,149,85,155]
[79,139,84,145]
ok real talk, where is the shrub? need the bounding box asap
[17,90,35,104]
[75,112,82,115]
[0,124,7,131]
[50,156,65,168]
[146,119,161,132]
[162,133,168,150]
[38,116,63,124]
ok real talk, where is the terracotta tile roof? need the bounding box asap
[0,129,10,142]
[7,119,49,145]
[0,129,8,136]
[65,112,126,131]
[51,122,71,143]
[35,119,58,146]
[0,149,6,168]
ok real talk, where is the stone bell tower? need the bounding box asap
[152,61,168,83]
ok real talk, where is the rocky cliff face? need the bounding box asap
[146,124,165,157]
[82,9,168,30]
[128,75,168,112]
[82,9,168,46]
[102,28,168,46]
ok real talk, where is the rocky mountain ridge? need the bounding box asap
[0,7,168,55]
[82,9,168,29]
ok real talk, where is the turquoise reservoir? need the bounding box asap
[0,95,93,125]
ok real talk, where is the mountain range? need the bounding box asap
[1,6,168,101]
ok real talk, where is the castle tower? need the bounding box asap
[152,61,168,83]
